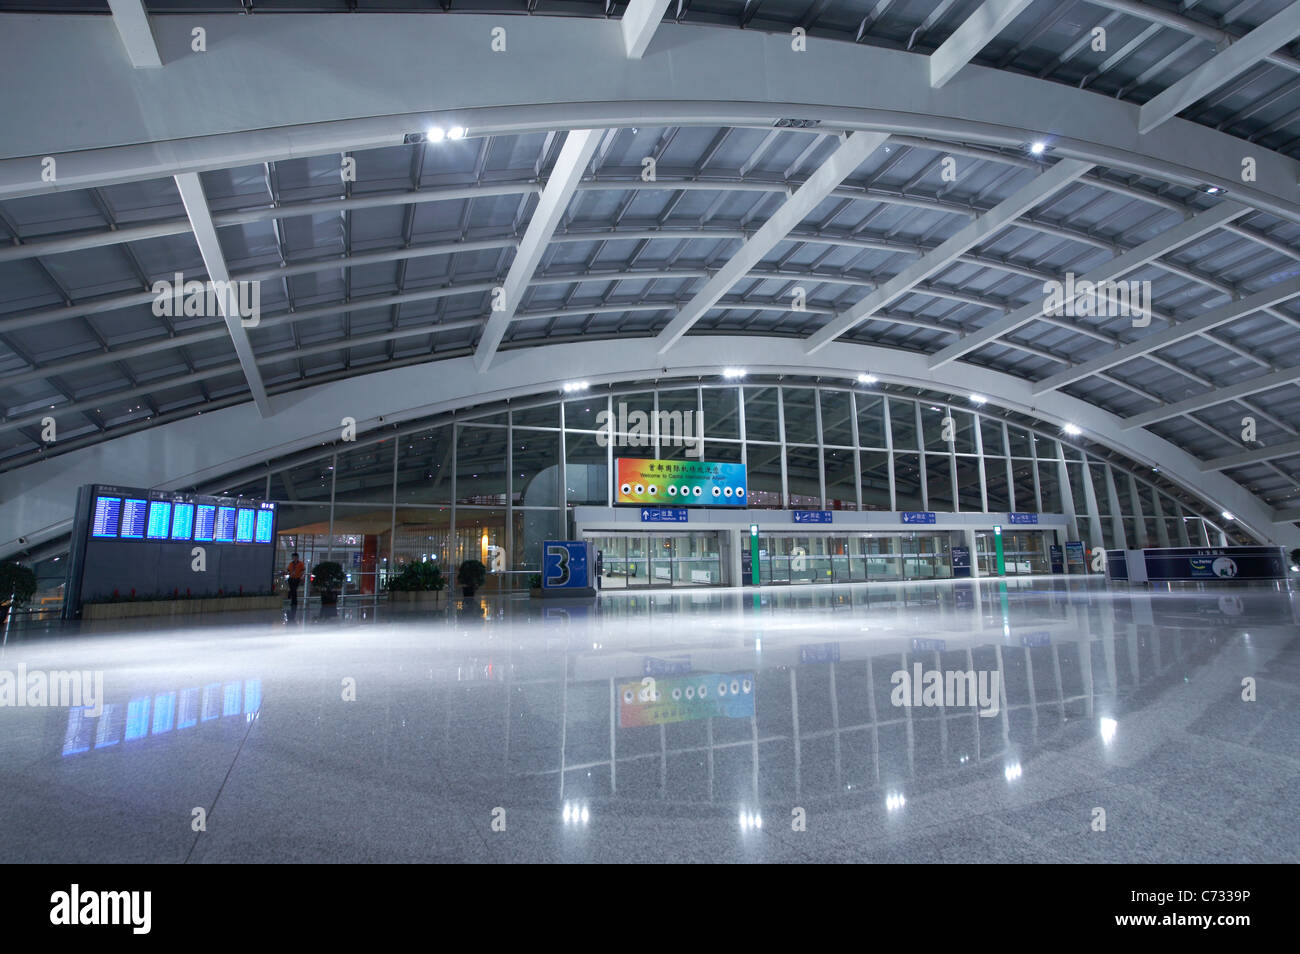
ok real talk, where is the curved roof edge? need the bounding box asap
[2,335,1294,559]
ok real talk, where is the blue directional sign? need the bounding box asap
[792,510,832,524]
[901,511,936,525]
[1008,512,1039,525]
[640,507,688,523]
[543,541,591,589]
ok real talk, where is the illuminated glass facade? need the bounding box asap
[204,380,1237,596]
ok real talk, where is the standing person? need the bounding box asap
[286,552,306,611]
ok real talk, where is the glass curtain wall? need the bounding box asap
[210,382,1233,594]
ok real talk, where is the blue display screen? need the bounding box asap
[119,498,148,538]
[235,509,255,543]
[214,506,237,543]
[146,501,172,539]
[171,503,195,540]
[193,505,216,542]
[254,509,274,544]
[91,496,121,537]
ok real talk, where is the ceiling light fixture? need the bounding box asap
[1221,511,1234,521]
[969,394,987,404]
[1063,423,1082,436]
[562,381,589,393]
[1029,141,1047,156]
[857,374,878,385]
[448,126,467,141]
[723,368,747,379]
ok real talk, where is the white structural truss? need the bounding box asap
[172,172,272,417]
[806,157,1093,354]
[475,129,604,371]
[655,131,890,353]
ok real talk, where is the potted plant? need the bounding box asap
[384,562,447,603]
[528,573,543,598]
[0,562,38,625]
[311,560,346,617]
[457,559,487,599]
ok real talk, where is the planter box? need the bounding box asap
[387,591,445,606]
[83,595,281,621]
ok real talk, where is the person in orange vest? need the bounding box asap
[286,552,306,610]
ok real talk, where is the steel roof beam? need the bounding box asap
[106,0,162,69]
[4,17,1300,223]
[173,172,272,417]
[653,131,890,353]
[1122,365,1300,430]
[1138,3,1300,133]
[1034,274,1300,394]
[621,0,672,58]
[474,129,603,371]
[929,200,1249,368]
[806,157,1092,354]
[930,0,1036,88]
[1202,437,1300,472]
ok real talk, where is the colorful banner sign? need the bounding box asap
[618,672,755,728]
[616,458,747,507]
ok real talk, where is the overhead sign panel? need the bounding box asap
[616,458,747,507]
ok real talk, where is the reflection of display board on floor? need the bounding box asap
[64,484,278,618]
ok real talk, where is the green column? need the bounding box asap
[750,524,760,586]
[994,525,1006,577]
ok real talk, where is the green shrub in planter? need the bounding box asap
[457,559,487,598]
[384,562,446,594]
[0,562,37,622]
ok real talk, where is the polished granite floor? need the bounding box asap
[1,576,1296,864]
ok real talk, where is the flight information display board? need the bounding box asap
[214,506,237,543]
[119,498,149,538]
[193,505,216,542]
[64,485,279,619]
[91,496,121,537]
[254,508,274,543]
[235,509,255,543]
[146,501,172,540]
[171,503,195,540]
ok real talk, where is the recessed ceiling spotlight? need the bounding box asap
[1063,423,1082,436]
[562,381,589,393]
[1029,141,1047,156]
[858,373,878,384]
[969,394,987,404]
[1221,511,1234,521]
[447,126,467,141]
[1201,184,1228,196]
[723,368,747,379]
[426,126,446,143]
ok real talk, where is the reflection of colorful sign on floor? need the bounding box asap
[618,672,755,728]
